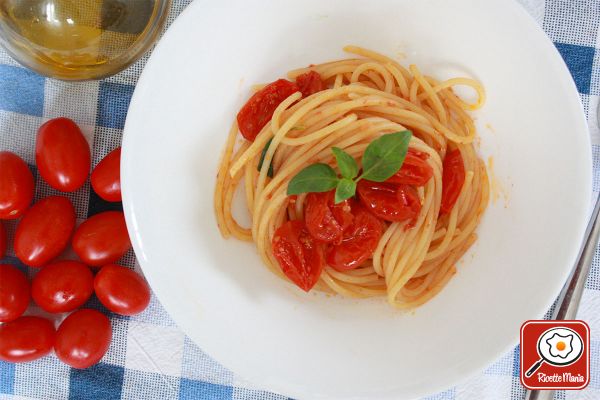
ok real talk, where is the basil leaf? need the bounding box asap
[332,147,358,179]
[360,131,412,182]
[287,163,339,195]
[257,138,274,178]
[334,178,356,203]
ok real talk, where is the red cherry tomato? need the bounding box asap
[54,309,111,369]
[272,220,324,292]
[36,117,91,192]
[440,149,466,214]
[357,180,421,223]
[237,79,299,141]
[0,221,6,258]
[72,211,131,267]
[91,147,121,202]
[386,149,433,186]
[94,264,150,316]
[304,191,353,244]
[0,316,55,363]
[0,151,34,219]
[295,71,325,97]
[0,264,30,322]
[15,196,76,267]
[32,260,93,313]
[325,203,383,271]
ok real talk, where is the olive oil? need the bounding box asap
[0,0,165,80]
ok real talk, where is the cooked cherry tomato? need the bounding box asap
[32,260,93,313]
[36,117,91,192]
[295,71,325,97]
[386,149,433,186]
[272,220,324,292]
[15,196,76,267]
[0,264,30,322]
[72,211,131,267]
[0,221,6,258]
[440,149,466,214]
[0,151,34,219]
[357,180,421,224]
[94,264,150,316]
[237,79,299,141]
[91,147,121,202]
[304,191,354,244]
[0,316,55,363]
[325,203,383,271]
[54,309,111,369]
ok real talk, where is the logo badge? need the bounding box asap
[520,320,590,390]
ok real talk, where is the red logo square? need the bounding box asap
[520,320,590,390]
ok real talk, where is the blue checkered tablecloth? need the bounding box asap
[0,1,599,399]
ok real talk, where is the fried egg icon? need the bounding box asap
[546,332,573,358]
[525,327,584,377]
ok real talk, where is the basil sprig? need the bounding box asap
[287,131,412,203]
[286,163,339,194]
[360,132,412,182]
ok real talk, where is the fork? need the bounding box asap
[524,102,600,400]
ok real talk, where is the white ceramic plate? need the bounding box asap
[121,0,592,398]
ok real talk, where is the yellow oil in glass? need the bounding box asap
[0,0,166,80]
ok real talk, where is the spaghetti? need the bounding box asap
[214,46,489,308]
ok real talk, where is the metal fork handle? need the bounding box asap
[524,192,600,400]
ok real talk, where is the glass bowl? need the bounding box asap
[0,0,171,81]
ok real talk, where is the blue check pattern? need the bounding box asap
[0,1,599,399]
